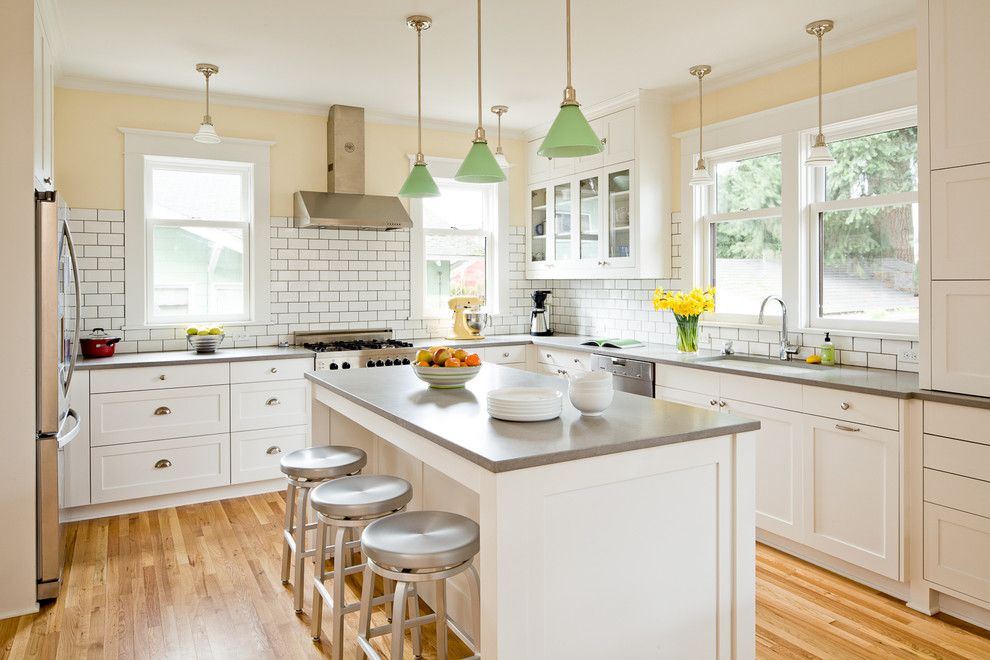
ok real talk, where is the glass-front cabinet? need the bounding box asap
[604,165,634,268]
[553,182,573,261]
[530,187,547,264]
[578,174,601,261]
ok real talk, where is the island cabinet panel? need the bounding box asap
[803,416,900,579]
[378,441,424,513]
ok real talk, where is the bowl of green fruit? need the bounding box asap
[412,346,483,389]
[186,325,225,353]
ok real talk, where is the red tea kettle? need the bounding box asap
[80,327,122,358]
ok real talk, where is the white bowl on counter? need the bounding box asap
[567,371,614,416]
[412,365,482,389]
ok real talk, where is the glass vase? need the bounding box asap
[674,314,700,354]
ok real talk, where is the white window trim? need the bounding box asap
[408,155,510,320]
[122,128,272,329]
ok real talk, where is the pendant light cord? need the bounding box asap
[417,23,423,157]
[476,0,483,131]
[817,31,824,137]
[697,73,704,164]
[566,0,572,89]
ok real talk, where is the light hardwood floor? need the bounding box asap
[2,491,989,659]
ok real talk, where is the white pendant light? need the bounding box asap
[193,63,221,144]
[688,65,713,188]
[490,104,509,167]
[805,20,835,168]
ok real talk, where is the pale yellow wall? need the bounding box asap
[54,87,526,223]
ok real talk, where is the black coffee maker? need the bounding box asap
[530,290,553,336]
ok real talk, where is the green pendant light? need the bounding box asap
[454,0,506,183]
[538,0,603,159]
[399,15,440,198]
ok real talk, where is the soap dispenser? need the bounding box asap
[820,332,836,366]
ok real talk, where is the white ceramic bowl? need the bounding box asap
[412,364,481,389]
[568,386,614,416]
[187,333,225,353]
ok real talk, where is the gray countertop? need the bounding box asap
[76,346,315,370]
[306,365,760,473]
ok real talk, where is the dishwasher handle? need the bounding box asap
[590,353,654,381]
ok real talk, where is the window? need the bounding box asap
[703,147,783,317]
[123,129,271,327]
[810,124,919,331]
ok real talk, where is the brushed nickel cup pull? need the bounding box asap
[835,424,860,433]
[266,446,282,455]
[270,367,278,374]
[154,459,172,469]
[840,402,851,410]
[154,406,172,416]
[709,399,718,406]
[266,397,280,406]
[159,374,166,381]
[718,400,727,408]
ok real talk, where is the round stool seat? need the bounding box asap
[280,445,367,481]
[362,510,480,571]
[310,475,413,519]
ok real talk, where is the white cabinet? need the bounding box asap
[923,503,990,605]
[930,164,990,280]
[575,116,604,171]
[602,107,636,165]
[927,0,990,170]
[231,426,307,484]
[90,385,230,446]
[90,362,229,393]
[230,380,308,432]
[482,345,528,371]
[64,371,91,508]
[931,280,990,397]
[536,347,590,372]
[526,139,550,183]
[804,416,900,578]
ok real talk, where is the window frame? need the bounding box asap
[804,109,919,335]
[408,156,509,319]
[122,128,272,329]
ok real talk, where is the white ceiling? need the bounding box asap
[51,0,915,130]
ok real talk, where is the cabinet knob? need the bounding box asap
[840,402,850,410]
[502,352,510,358]
[266,397,281,406]
[835,424,860,433]
[154,406,172,416]
[43,177,52,184]
[718,400,727,408]
[709,399,718,407]
[159,374,166,381]
[600,137,607,146]
[270,367,279,374]
[154,459,172,469]
[573,358,581,363]
[266,446,282,455]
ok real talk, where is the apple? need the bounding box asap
[415,349,433,364]
[433,348,452,365]
[453,348,468,361]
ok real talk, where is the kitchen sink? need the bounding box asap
[692,355,828,375]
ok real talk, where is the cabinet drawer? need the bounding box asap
[719,373,802,411]
[656,386,718,411]
[91,434,230,503]
[801,386,899,431]
[229,357,313,384]
[90,362,228,393]
[925,435,990,483]
[230,380,308,432]
[924,468,990,519]
[924,502,990,604]
[924,401,990,446]
[231,426,306,484]
[656,365,718,395]
[537,363,573,379]
[484,345,528,364]
[91,385,229,447]
[537,347,589,371]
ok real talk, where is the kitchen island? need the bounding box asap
[307,365,760,659]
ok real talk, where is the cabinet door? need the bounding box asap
[929,0,990,169]
[723,400,805,542]
[930,164,990,279]
[575,116,604,171]
[528,185,549,266]
[552,180,574,262]
[931,281,990,397]
[924,502,990,604]
[603,164,635,268]
[64,371,91,508]
[655,386,718,411]
[603,107,636,165]
[804,416,900,578]
[550,153,575,178]
[576,173,603,263]
[527,139,550,183]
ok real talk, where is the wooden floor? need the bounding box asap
[2,492,989,660]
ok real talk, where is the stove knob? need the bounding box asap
[342,362,351,369]
[367,360,375,368]
[328,363,339,370]
[401,358,411,365]
[384,359,393,367]
[375,360,385,367]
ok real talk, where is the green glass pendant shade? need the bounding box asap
[537,104,603,158]
[399,162,441,198]
[454,141,506,183]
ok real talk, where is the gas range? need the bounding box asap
[296,329,418,371]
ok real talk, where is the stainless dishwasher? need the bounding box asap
[590,354,655,397]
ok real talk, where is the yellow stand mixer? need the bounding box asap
[446,296,488,340]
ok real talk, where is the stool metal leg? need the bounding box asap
[408,585,422,659]
[384,578,395,623]
[281,483,297,584]
[294,486,309,612]
[311,518,328,641]
[467,563,482,650]
[355,564,375,660]
[434,579,448,660]
[331,525,349,660]
[390,581,409,660]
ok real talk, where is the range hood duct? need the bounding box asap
[293,105,412,230]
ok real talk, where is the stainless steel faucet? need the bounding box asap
[758,296,799,361]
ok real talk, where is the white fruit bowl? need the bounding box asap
[187,333,225,354]
[412,364,482,389]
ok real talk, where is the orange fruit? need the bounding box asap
[444,358,461,368]
[465,353,481,367]
[417,361,430,367]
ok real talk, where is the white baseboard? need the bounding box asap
[938,593,990,631]
[62,478,285,522]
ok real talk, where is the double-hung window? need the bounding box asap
[808,120,918,332]
[702,145,783,318]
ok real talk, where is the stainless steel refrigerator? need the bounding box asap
[35,190,81,600]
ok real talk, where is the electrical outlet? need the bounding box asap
[900,348,919,364]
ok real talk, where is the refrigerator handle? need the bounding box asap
[58,408,81,449]
[63,221,81,392]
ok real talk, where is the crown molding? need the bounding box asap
[668,16,917,104]
[522,89,659,140]
[117,127,277,147]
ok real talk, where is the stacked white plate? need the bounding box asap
[487,387,563,422]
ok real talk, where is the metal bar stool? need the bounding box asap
[310,475,416,660]
[280,445,367,612]
[355,510,482,660]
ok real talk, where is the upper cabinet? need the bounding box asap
[524,95,672,280]
[928,0,990,170]
[34,2,55,191]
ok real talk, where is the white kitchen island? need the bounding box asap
[307,365,759,659]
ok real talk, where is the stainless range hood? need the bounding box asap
[294,105,412,230]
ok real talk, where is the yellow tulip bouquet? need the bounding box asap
[652,287,716,353]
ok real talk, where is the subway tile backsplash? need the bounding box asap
[69,208,918,371]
